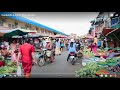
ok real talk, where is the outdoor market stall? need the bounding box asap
[75,46,120,78]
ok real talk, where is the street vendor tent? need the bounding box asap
[0,29,19,37]
[3,29,28,38]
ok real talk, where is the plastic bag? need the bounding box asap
[17,66,22,76]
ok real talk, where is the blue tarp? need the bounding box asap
[0,12,68,36]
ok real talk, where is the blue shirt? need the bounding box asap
[68,43,76,54]
[98,41,101,46]
[60,43,64,46]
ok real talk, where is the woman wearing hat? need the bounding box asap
[45,38,55,63]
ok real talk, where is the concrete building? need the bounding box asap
[0,12,67,37]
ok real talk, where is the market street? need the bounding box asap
[31,49,83,78]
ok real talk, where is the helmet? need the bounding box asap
[71,39,74,42]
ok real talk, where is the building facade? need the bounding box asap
[0,12,68,36]
[88,12,120,48]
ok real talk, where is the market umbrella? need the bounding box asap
[3,30,28,38]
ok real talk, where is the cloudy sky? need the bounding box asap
[14,12,99,36]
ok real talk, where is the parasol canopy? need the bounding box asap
[3,29,28,38]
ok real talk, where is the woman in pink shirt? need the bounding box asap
[17,38,36,78]
[10,40,18,62]
[45,38,54,63]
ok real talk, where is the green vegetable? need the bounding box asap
[75,62,106,78]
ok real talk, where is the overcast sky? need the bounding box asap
[14,12,99,36]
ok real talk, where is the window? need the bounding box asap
[0,21,3,26]
[21,27,26,29]
[8,24,12,28]
[12,24,15,29]
[36,27,39,30]
[14,22,18,25]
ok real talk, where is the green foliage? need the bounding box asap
[0,61,22,74]
[75,62,105,78]
[83,48,95,58]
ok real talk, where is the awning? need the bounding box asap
[106,28,120,41]
[3,29,28,38]
[0,29,19,36]
[19,28,37,33]
[102,28,114,36]
[106,28,120,36]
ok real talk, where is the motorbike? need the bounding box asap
[37,49,52,67]
[68,52,76,65]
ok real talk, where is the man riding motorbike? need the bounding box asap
[76,39,81,52]
[67,39,77,61]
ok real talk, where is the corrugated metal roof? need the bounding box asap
[0,12,68,36]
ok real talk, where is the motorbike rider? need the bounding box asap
[76,39,81,51]
[67,39,77,61]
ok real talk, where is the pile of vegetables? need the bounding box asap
[83,48,95,58]
[97,49,104,53]
[75,62,106,78]
[97,58,119,67]
[0,66,17,74]
[97,61,107,66]
[0,60,19,74]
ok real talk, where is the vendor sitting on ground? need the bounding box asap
[102,49,120,59]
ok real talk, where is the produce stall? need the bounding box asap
[0,57,22,78]
[76,47,120,78]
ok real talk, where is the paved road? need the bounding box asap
[31,50,83,78]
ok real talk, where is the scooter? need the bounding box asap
[69,52,76,65]
[37,49,52,67]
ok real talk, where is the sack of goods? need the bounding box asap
[46,50,51,57]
